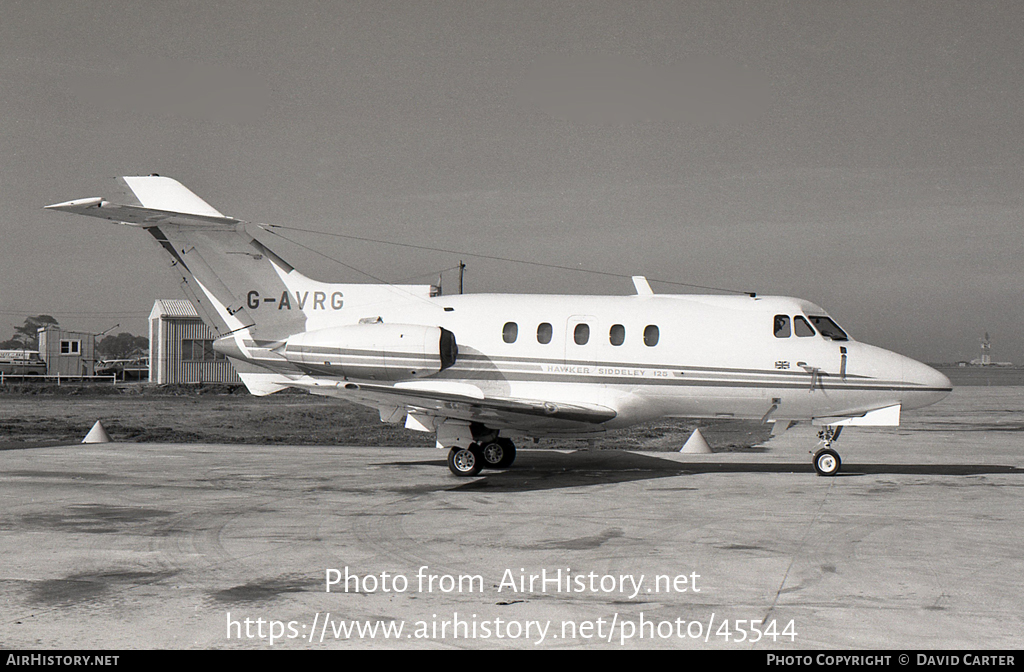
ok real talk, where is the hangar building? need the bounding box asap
[149,299,241,385]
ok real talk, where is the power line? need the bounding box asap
[260,223,754,295]
[258,226,443,309]
[391,264,464,285]
[0,309,150,318]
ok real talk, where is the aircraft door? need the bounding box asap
[565,315,597,365]
[772,314,839,415]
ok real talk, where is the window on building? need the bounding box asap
[794,316,816,337]
[643,325,660,347]
[502,322,518,343]
[774,315,791,338]
[574,323,590,345]
[609,324,625,346]
[59,340,81,355]
[182,339,224,361]
[537,322,552,344]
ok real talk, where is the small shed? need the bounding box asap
[149,299,241,384]
[37,326,96,376]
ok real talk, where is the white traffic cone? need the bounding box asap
[680,428,712,454]
[82,421,112,444]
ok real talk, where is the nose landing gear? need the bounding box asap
[812,426,843,477]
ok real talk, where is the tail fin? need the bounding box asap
[118,175,228,218]
[46,176,309,341]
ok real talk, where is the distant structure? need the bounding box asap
[968,331,1012,367]
[37,326,96,376]
[149,299,241,385]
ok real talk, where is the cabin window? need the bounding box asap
[574,323,590,345]
[537,322,552,344]
[794,316,816,337]
[502,322,518,343]
[609,324,625,346]
[809,316,848,341]
[774,315,791,338]
[643,325,659,347]
[59,340,81,355]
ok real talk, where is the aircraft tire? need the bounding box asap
[813,448,841,477]
[479,438,516,469]
[495,438,516,468]
[479,441,504,469]
[448,445,483,477]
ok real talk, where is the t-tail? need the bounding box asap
[46,175,315,343]
[47,176,443,395]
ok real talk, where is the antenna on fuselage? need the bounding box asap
[632,276,654,296]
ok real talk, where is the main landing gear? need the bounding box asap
[812,426,843,477]
[446,437,517,477]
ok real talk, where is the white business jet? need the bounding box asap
[47,176,951,477]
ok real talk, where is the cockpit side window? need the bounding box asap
[794,316,816,337]
[774,315,791,338]
[809,316,848,341]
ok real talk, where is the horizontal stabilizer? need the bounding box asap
[45,198,241,229]
[45,175,241,228]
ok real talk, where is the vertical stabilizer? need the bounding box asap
[47,176,311,341]
[118,175,226,217]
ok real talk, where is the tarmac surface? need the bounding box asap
[1,387,1022,650]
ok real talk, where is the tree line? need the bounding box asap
[1,315,148,359]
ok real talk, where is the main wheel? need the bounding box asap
[447,445,483,477]
[813,448,841,477]
[479,438,516,469]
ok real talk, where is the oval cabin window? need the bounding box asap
[537,322,552,344]
[502,322,518,343]
[643,325,659,347]
[609,324,625,346]
[574,323,590,345]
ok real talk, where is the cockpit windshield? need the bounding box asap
[808,316,848,341]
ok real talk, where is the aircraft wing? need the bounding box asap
[815,403,901,427]
[294,379,618,434]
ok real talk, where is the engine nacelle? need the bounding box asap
[282,323,457,381]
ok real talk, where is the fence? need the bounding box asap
[0,373,119,385]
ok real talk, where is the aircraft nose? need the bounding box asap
[901,357,952,410]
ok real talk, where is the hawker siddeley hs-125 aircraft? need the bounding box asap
[47,176,952,477]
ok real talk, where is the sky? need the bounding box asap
[1,0,1022,364]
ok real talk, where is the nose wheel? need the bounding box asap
[813,447,841,476]
[812,426,843,477]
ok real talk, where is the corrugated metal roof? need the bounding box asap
[150,299,201,319]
